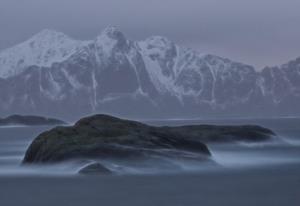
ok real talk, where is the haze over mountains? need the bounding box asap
[0,27,299,120]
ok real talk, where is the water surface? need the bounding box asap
[0,118,299,206]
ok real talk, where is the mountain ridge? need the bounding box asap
[0,27,299,120]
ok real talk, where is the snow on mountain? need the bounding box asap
[0,27,300,120]
[95,27,129,55]
[138,36,180,93]
[0,29,89,78]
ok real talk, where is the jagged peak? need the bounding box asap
[33,29,68,38]
[26,29,78,46]
[0,29,84,79]
[281,56,300,68]
[94,27,129,54]
[143,35,174,48]
[97,26,126,42]
[101,26,121,35]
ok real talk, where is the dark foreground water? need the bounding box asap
[0,118,300,206]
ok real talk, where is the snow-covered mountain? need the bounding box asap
[0,27,300,120]
[0,30,90,78]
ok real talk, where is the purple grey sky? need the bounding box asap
[0,0,300,68]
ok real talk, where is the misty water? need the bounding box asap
[0,118,300,206]
[1,118,300,175]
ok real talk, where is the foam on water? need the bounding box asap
[281,137,300,146]
[210,142,300,168]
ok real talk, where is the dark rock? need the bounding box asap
[0,115,66,126]
[162,125,276,143]
[78,163,112,175]
[22,114,276,164]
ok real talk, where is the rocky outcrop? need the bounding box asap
[22,114,276,164]
[0,114,66,126]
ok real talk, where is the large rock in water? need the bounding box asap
[22,114,275,164]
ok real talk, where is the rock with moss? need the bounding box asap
[22,114,276,164]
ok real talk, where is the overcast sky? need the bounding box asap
[0,0,300,68]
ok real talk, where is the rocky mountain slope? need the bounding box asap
[0,27,299,120]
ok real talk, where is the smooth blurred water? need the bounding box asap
[1,118,300,206]
[0,126,49,165]
[148,117,300,169]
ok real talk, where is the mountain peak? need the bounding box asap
[30,29,71,42]
[0,29,83,78]
[95,27,128,54]
[1,28,300,118]
[35,29,65,36]
[99,26,126,41]
[144,36,174,48]
[102,26,120,34]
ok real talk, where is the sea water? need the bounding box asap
[0,118,300,176]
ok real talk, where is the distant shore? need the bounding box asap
[0,115,66,126]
